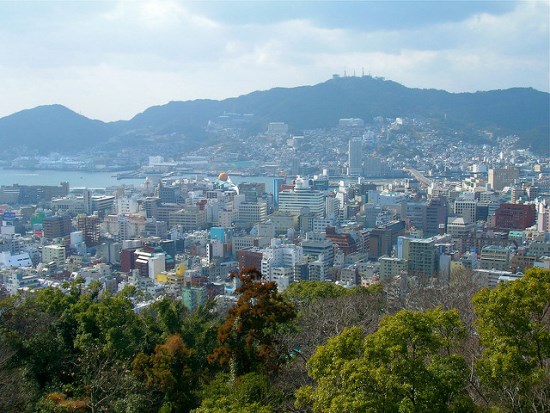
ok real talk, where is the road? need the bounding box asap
[404,168,433,186]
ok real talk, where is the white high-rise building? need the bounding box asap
[278,178,325,217]
[260,239,304,287]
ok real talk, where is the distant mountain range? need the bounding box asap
[0,76,548,155]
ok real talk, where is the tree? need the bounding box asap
[209,268,296,375]
[283,281,349,302]
[473,267,550,412]
[133,334,197,412]
[0,288,77,391]
[73,289,146,360]
[296,308,476,413]
[194,372,280,413]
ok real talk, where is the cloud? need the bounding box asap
[0,1,547,121]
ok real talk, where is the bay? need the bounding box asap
[0,168,285,191]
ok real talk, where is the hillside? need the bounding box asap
[0,104,119,153]
[0,77,548,154]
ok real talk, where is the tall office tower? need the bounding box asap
[278,178,325,217]
[426,197,448,236]
[407,237,438,277]
[76,214,100,247]
[454,194,477,223]
[325,196,341,222]
[347,138,363,176]
[526,186,539,201]
[488,167,519,191]
[83,188,93,215]
[405,202,427,234]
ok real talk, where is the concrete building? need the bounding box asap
[238,201,268,227]
[42,245,66,267]
[43,215,72,240]
[347,138,363,176]
[495,203,536,230]
[76,214,100,247]
[407,237,438,277]
[278,178,325,217]
[301,235,334,271]
[182,285,208,311]
[488,167,519,191]
[0,251,33,268]
[169,206,207,230]
[479,245,510,271]
[379,256,407,281]
[454,195,477,223]
[447,217,476,237]
[260,239,304,285]
[426,197,448,236]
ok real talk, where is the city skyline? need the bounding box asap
[0,0,548,122]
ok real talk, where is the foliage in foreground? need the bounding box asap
[0,268,547,413]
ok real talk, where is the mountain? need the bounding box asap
[0,104,118,153]
[0,77,548,155]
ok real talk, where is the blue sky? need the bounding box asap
[0,1,548,121]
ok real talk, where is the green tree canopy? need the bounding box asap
[473,267,550,412]
[296,308,475,413]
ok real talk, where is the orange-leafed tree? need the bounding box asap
[133,334,197,412]
[209,268,296,375]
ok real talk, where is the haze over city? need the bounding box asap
[0,1,550,412]
[0,0,548,121]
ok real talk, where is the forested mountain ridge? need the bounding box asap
[0,76,548,154]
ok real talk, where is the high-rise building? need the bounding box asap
[426,197,448,236]
[76,214,100,247]
[407,237,437,277]
[278,178,325,217]
[368,221,405,259]
[169,206,207,230]
[83,189,93,215]
[43,215,72,240]
[454,196,477,223]
[238,182,265,203]
[347,138,362,176]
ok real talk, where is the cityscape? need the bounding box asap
[1,110,548,300]
[0,1,548,412]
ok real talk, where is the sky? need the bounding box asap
[0,0,548,122]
